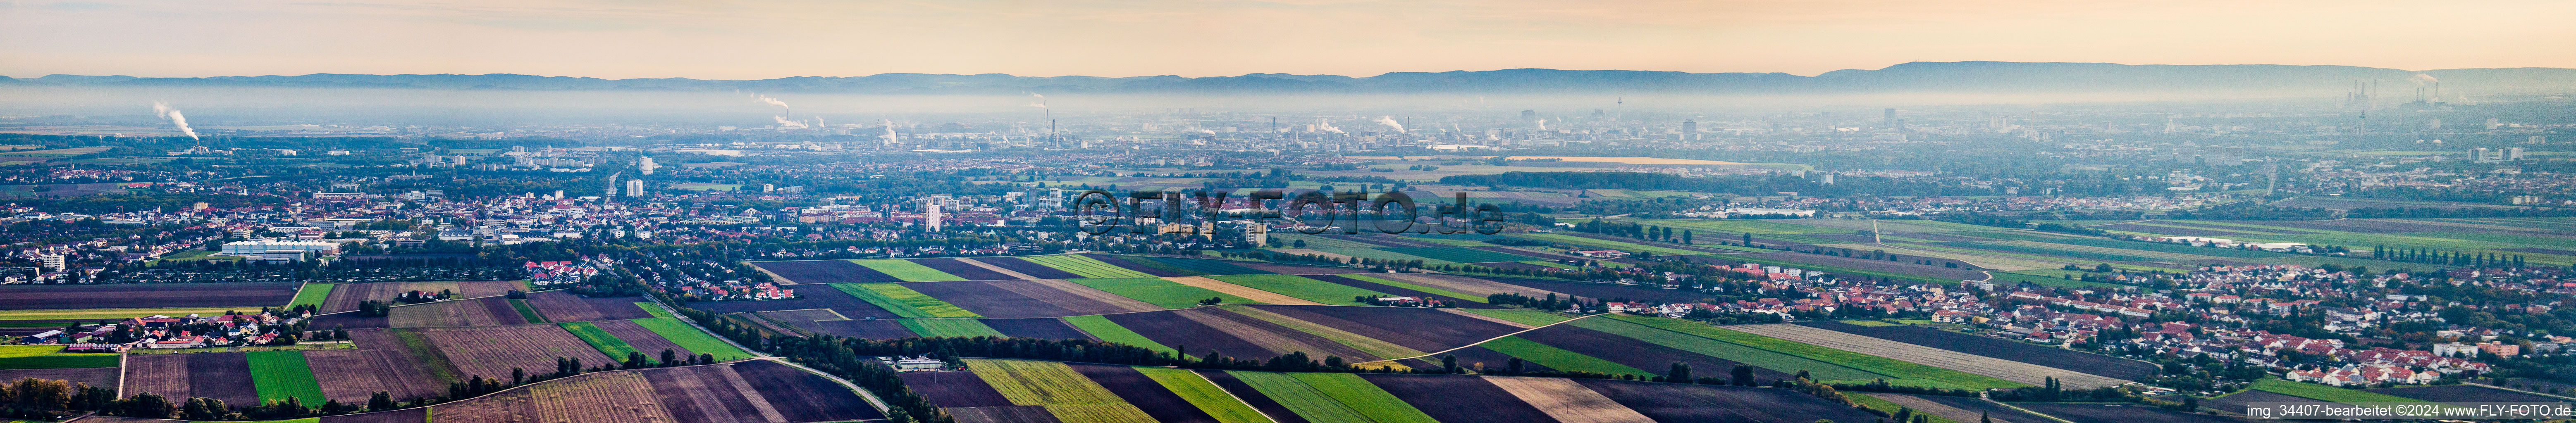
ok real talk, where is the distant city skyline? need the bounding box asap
[3,0,2571,80]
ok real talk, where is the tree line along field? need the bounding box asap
[898,358,1882,423]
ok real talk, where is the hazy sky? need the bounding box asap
[5,0,2571,79]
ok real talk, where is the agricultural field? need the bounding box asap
[983,317,1095,340]
[291,283,336,308]
[630,317,754,360]
[387,297,529,328]
[124,352,263,407]
[2366,384,2563,402]
[559,321,642,360]
[1794,321,2160,380]
[853,258,970,281]
[521,291,656,322]
[0,345,118,369]
[2248,378,2431,403]
[0,281,301,310]
[831,283,984,318]
[0,367,116,389]
[318,281,525,314]
[1020,254,1160,278]
[2009,402,2246,423]
[1086,254,1269,277]
[681,283,898,319]
[1225,371,1441,423]
[1062,315,1175,354]
[903,279,1162,318]
[901,318,1008,337]
[1377,246,1542,263]
[1062,277,1258,308]
[1206,274,1389,305]
[916,258,1021,280]
[427,360,878,423]
[1576,316,1879,381]
[1717,323,2070,390]
[964,359,1162,423]
[1476,335,1652,376]
[412,325,616,381]
[247,350,329,404]
[1219,305,1426,360]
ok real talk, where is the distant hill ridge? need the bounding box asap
[8,61,2573,94]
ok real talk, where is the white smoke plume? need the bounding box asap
[152,101,198,140]
[1375,116,1406,134]
[1024,92,1047,109]
[750,93,790,110]
[773,116,809,128]
[881,119,900,142]
[2409,73,2438,85]
[1535,118,1548,131]
[1315,118,1344,133]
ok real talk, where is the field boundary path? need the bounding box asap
[1390,311,1603,361]
[645,298,897,415]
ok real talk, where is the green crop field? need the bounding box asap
[1228,371,1439,423]
[1137,367,1270,423]
[1506,233,1707,255]
[1582,316,1886,381]
[632,317,754,361]
[2250,379,2430,403]
[852,259,966,281]
[636,302,673,318]
[1064,277,1255,308]
[1062,315,1175,354]
[1271,233,1382,248]
[1849,393,1963,423]
[832,283,982,318]
[559,321,641,360]
[1478,335,1650,376]
[1207,275,1389,306]
[1021,255,1157,278]
[1463,309,1571,326]
[1338,274,1484,302]
[508,298,548,323]
[247,350,327,404]
[1991,271,2126,289]
[1136,257,1264,276]
[900,319,1007,337]
[0,345,117,369]
[289,283,334,309]
[967,359,1162,423]
[1377,247,1537,263]
[1221,305,1423,359]
[1688,323,2022,390]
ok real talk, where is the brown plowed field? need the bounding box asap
[322,282,458,314]
[1192,369,1313,423]
[1482,375,1652,423]
[1068,363,1220,423]
[1403,345,1547,373]
[318,407,427,423]
[1306,275,1499,309]
[1368,273,1566,301]
[1723,323,2127,388]
[0,282,299,310]
[119,354,190,402]
[595,319,697,359]
[308,348,418,402]
[983,258,1081,280]
[310,312,391,329]
[0,367,116,390]
[349,328,459,392]
[1251,305,1520,351]
[1175,307,1376,361]
[902,280,1095,318]
[524,292,653,323]
[416,325,613,381]
[643,365,771,423]
[899,371,1015,407]
[1797,321,2157,380]
[1577,378,1881,423]
[984,318,1094,341]
[750,260,900,284]
[1106,311,1270,361]
[947,406,1065,423]
[1523,325,1787,381]
[2010,402,2251,423]
[1362,373,1559,423]
[389,297,525,328]
[918,258,1016,280]
[727,360,882,421]
[683,287,896,320]
[811,319,918,339]
[430,370,673,423]
[172,352,260,407]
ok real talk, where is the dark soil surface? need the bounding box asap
[525,292,654,322]
[983,258,1083,279]
[1796,321,2157,380]
[1086,254,1190,277]
[0,282,300,310]
[917,258,1017,280]
[1521,324,1789,381]
[1304,275,1500,309]
[728,360,885,422]
[1902,394,2060,423]
[984,318,1094,341]
[0,367,115,389]
[2368,384,2565,402]
[1577,378,1884,423]
[187,352,260,407]
[1068,363,1221,423]
[1193,370,1313,423]
[2012,402,2251,423]
[1234,262,1371,275]
[1401,345,1549,373]
[946,406,1065,423]
[1359,373,1558,423]
[685,286,897,319]
[898,371,1015,407]
[906,280,1083,318]
[1247,304,1519,351]
[1475,276,1718,303]
[318,407,428,423]
[1106,310,1271,361]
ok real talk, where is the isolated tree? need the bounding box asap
[1442,355,1460,374]
[1732,365,1757,386]
[1507,357,1526,374]
[1667,362,1692,383]
[368,392,394,411]
[661,349,679,366]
